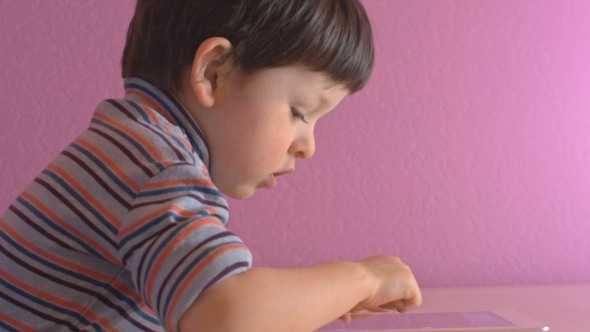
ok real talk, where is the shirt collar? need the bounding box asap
[123,77,211,169]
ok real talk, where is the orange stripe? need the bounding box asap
[143,178,215,190]
[201,165,210,177]
[119,204,197,239]
[110,277,145,304]
[0,270,117,332]
[145,217,224,304]
[1,222,115,283]
[138,103,160,124]
[136,103,193,153]
[138,300,157,317]
[126,92,194,150]
[160,125,192,151]
[165,243,247,331]
[46,164,122,228]
[75,138,141,192]
[0,222,144,304]
[0,311,36,332]
[167,128,192,151]
[126,90,177,125]
[93,112,171,166]
[21,192,120,264]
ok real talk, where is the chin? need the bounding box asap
[221,186,256,200]
[212,177,255,200]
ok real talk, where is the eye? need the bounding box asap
[291,108,308,123]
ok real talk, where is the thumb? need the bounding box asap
[389,298,422,313]
[365,304,396,313]
[349,305,365,313]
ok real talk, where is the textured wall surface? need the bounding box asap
[1,1,589,287]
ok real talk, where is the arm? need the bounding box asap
[179,256,421,332]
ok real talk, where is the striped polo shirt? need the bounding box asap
[0,78,253,332]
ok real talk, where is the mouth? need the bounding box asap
[272,169,295,177]
[263,169,295,189]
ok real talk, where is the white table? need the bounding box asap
[413,284,590,332]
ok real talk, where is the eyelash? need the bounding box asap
[291,108,308,123]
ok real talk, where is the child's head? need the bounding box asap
[122,0,374,95]
[122,0,375,199]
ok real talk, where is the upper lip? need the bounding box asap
[273,169,294,177]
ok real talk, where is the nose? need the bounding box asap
[289,127,315,159]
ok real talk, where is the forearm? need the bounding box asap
[179,262,373,332]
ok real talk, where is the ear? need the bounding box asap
[190,37,233,108]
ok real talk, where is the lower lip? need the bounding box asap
[266,174,278,189]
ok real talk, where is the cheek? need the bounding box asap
[244,132,291,170]
[266,126,293,151]
[213,116,293,175]
[250,136,288,163]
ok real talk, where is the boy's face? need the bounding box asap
[197,66,348,199]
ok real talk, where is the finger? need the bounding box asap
[364,304,395,313]
[349,305,364,313]
[342,313,352,324]
[391,297,420,313]
[379,303,398,311]
[394,283,423,312]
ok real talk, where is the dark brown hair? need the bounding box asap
[122,0,374,94]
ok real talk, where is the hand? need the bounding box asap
[356,255,422,313]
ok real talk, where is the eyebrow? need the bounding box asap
[300,79,342,111]
[304,93,325,112]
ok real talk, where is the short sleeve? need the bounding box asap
[118,164,252,332]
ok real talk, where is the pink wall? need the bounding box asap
[2,1,590,287]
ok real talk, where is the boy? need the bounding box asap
[0,0,421,331]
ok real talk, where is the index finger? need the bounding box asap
[393,288,422,312]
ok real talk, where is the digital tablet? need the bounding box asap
[317,310,549,332]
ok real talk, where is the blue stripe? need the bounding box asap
[16,197,106,259]
[69,143,137,198]
[127,101,197,165]
[120,210,214,266]
[42,170,118,235]
[0,231,159,324]
[119,209,211,249]
[90,118,166,172]
[124,83,183,129]
[125,100,154,124]
[139,185,223,199]
[0,231,103,286]
[139,216,218,301]
[0,320,22,332]
[132,193,229,213]
[160,241,244,318]
[0,277,105,332]
[125,82,206,161]
[121,99,151,123]
[171,98,210,163]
